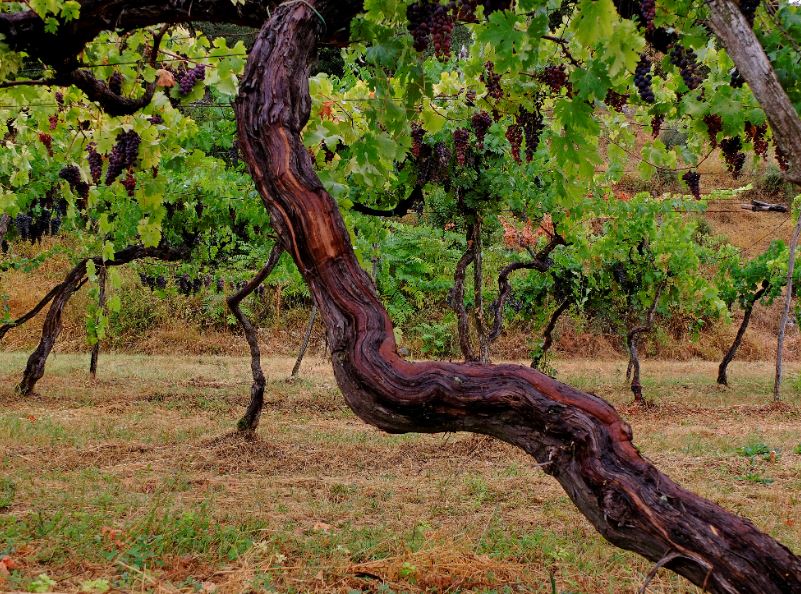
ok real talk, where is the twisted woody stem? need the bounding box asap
[233,3,800,593]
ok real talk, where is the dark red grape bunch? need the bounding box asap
[640,0,656,30]
[48,114,58,130]
[453,128,470,166]
[729,68,745,89]
[669,45,705,90]
[38,133,53,156]
[605,90,629,112]
[407,0,435,53]
[651,114,664,138]
[505,123,523,164]
[15,214,32,241]
[682,171,701,200]
[411,122,425,159]
[121,170,137,197]
[703,114,722,149]
[430,3,455,60]
[148,114,164,125]
[482,61,504,100]
[108,71,123,96]
[59,165,90,200]
[86,143,103,184]
[55,91,64,107]
[455,0,480,21]
[745,121,768,159]
[471,111,492,148]
[720,137,746,178]
[175,64,207,96]
[105,130,141,185]
[539,65,569,94]
[465,89,477,106]
[518,105,544,162]
[634,56,655,103]
[739,0,759,25]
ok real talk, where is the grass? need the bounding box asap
[0,353,800,593]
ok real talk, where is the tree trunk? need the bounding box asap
[17,263,87,395]
[531,298,571,370]
[472,218,490,364]
[12,245,187,396]
[227,243,283,434]
[773,218,801,401]
[449,225,478,362]
[233,5,801,592]
[291,305,318,378]
[718,285,768,386]
[89,264,107,379]
[626,282,664,405]
[707,0,801,187]
[0,213,9,243]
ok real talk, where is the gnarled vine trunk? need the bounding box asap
[291,305,318,379]
[89,264,107,378]
[717,284,768,386]
[227,243,283,433]
[233,3,801,592]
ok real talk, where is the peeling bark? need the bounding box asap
[227,243,283,434]
[718,284,768,386]
[233,4,801,591]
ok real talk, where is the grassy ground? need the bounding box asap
[0,354,799,593]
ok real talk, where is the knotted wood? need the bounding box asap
[234,3,801,592]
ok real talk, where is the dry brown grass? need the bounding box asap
[0,354,799,593]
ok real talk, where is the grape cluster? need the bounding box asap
[411,122,425,158]
[38,133,53,156]
[55,91,64,107]
[720,137,746,178]
[59,165,90,200]
[745,122,768,158]
[121,171,137,197]
[149,114,164,125]
[430,4,454,59]
[453,128,470,166]
[108,71,123,95]
[634,56,655,103]
[539,65,569,94]
[465,89,477,106]
[471,111,492,148]
[703,114,722,149]
[640,0,655,30]
[105,130,141,185]
[139,273,168,291]
[86,143,103,184]
[175,273,205,296]
[506,123,523,164]
[518,106,544,162]
[739,0,759,25]
[175,64,206,96]
[729,68,745,89]
[669,45,705,90]
[407,1,435,52]
[482,61,504,100]
[14,203,63,244]
[605,90,629,112]
[682,171,701,200]
[775,145,789,172]
[651,114,664,138]
[48,114,58,131]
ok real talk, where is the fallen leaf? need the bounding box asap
[155,69,175,87]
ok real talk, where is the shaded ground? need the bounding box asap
[0,354,799,593]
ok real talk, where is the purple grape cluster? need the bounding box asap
[14,208,62,243]
[605,90,629,112]
[471,111,492,148]
[59,165,90,199]
[175,64,206,96]
[105,130,141,185]
[482,61,504,99]
[148,114,164,125]
[411,122,425,159]
[729,68,745,89]
[539,65,570,94]
[703,114,722,148]
[720,137,746,178]
[682,171,701,200]
[86,143,103,184]
[506,123,523,164]
[640,0,655,29]
[121,171,137,197]
[669,45,705,90]
[651,114,664,138]
[745,122,768,159]
[139,273,168,291]
[518,105,544,162]
[453,128,470,166]
[634,56,655,103]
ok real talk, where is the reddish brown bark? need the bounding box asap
[233,4,801,592]
[89,264,107,378]
[718,283,768,386]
